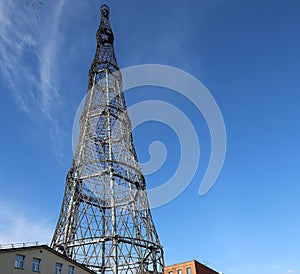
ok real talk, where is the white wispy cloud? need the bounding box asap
[0,1,69,162]
[0,0,66,119]
[37,0,66,119]
[271,265,281,271]
[286,270,296,274]
[0,205,53,244]
[0,1,37,113]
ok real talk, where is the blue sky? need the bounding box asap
[0,1,300,274]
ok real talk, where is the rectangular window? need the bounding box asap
[55,263,63,274]
[186,267,191,274]
[32,258,41,272]
[178,269,182,274]
[68,265,75,274]
[14,254,25,269]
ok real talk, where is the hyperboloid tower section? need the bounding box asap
[51,4,164,274]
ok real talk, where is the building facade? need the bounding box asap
[0,244,95,274]
[164,260,220,274]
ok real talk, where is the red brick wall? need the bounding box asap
[164,260,219,274]
[194,260,219,274]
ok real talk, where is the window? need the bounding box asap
[14,254,25,269]
[55,263,63,274]
[68,265,75,274]
[169,272,173,274]
[32,258,41,272]
[186,267,191,274]
[178,269,182,274]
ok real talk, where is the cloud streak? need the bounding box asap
[0,1,66,119]
[0,1,37,113]
[0,1,70,162]
[0,205,53,244]
[38,0,66,119]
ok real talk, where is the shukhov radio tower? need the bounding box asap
[51,4,164,274]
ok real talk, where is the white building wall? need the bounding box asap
[0,246,93,274]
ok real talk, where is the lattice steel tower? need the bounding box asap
[51,4,164,274]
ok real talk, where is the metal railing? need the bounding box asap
[0,242,47,249]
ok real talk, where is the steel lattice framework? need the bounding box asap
[51,4,164,274]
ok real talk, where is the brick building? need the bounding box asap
[164,260,220,274]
